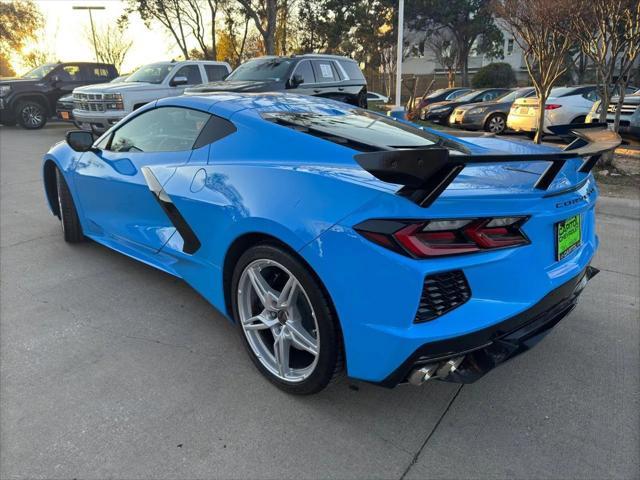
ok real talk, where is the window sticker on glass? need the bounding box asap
[319,63,333,78]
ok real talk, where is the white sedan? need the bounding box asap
[507,86,600,134]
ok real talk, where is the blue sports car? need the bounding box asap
[42,93,620,394]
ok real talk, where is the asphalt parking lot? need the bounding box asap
[1,123,638,480]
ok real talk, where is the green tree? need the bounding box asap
[472,62,516,87]
[406,0,503,86]
[0,0,43,62]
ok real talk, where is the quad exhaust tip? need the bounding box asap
[408,356,465,386]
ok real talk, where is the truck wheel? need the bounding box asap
[17,101,47,129]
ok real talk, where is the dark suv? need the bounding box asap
[0,62,118,129]
[186,54,368,108]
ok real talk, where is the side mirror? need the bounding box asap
[170,76,189,87]
[289,74,304,88]
[66,130,95,152]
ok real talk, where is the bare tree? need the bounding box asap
[425,28,459,87]
[569,0,638,125]
[612,2,640,132]
[88,25,132,72]
[493,0,574,143]
[236,0,278,55]
[124,0,221,60]
[219,1,252,66]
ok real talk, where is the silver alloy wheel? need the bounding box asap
[238,259,320,382]
[488,115,506,133]
[21,104,43,128]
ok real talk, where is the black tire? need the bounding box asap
[17,100,47,129]
[55,168,84,243]
[484,113,507,134]
[231,243,343,395]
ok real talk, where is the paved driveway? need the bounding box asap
[1,123,638,479]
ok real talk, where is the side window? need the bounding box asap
[87,66,111,82]
[204,64,229,82]
[172,65,203,85]
[481,90,499,101]
[108,107,210,153]
[58,65,82,81]
[311,60,338,83]
[293,60,315,84]
[583,90,599,102]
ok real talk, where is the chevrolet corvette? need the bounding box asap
[42,93,620,394]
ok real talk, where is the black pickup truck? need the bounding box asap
[0,62,118,129]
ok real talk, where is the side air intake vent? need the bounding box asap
[415,270,471,323]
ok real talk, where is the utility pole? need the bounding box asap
[72,5,105,62]
[390,0,405,118]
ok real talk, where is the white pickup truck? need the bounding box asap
[72,60,231,132]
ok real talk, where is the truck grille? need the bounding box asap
[414,270,471,323]
[73,93,106,112]
[607,103,638,115]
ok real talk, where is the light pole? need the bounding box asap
[72,5,105,62]
[390,0,405,118]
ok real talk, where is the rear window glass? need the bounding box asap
[205,64,229,81]
[263,109,464,152]
[338,60,365,81]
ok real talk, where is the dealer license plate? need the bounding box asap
[556,215,581,260]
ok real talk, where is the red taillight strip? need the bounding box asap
[355,216,530,258]
[395,223,479,257]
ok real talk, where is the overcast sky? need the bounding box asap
[32,0,183,73]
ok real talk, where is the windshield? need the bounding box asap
[455,90,483,102]
[426,89,447,99]
[22,64,58,80]
[264,109,466,152]
[496,89,534,103]
[127,63,173,84]
[227,58,294,82]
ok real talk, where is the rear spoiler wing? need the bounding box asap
[354,123,621,207]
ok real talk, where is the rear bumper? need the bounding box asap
[377,265,598,387]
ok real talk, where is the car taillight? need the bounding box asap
[544,104,562,110]
[355,217,530,258]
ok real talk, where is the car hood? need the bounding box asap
[427,100,460,110]
[187,80,279,94]
[0,78,40,87]
[74,81,160,93]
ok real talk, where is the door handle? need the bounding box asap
[338,87,345,91]
[313,89,322,94]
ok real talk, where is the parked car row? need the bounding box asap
[0,54,371,132]
[420,84,638,137]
